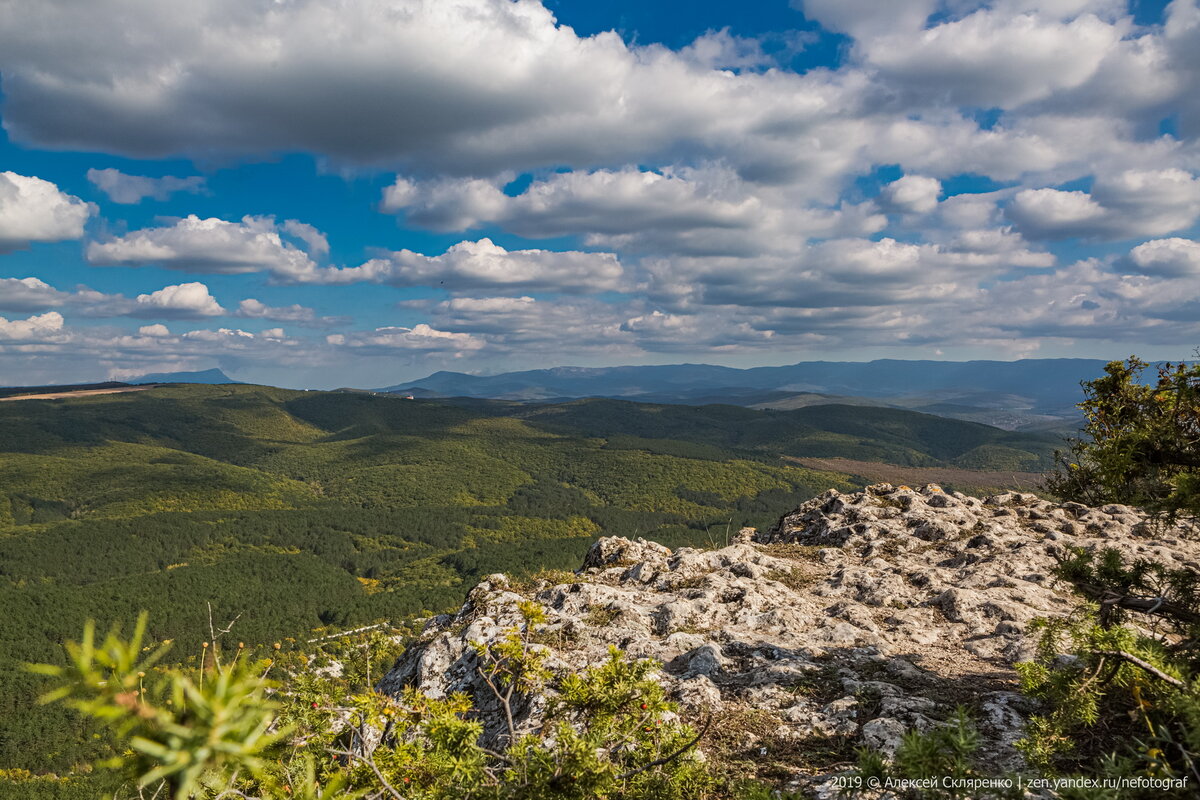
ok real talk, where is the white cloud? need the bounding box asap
[5,0,1200,374]
[1006,169,1200,240]
[0,0,847,176]
[0,275,241,321]
[644,234,1052,310]
[0,172,93,253]
[677,28,779,71]
[0,317,318,387]
[861,11,1126,109]
[799,0,936,39]
[1124,237,1200,277]
[384,166,887,257]
[327,324,484,355]
[86,168,205,203]
[421,295,775,355]
[0,277,71,311]
[183,327,255,342]
[86,215,323,279]
[281,220,330,260]
[0,311,65,340]
[878,175,942,215]
[134,282,225,318]
[236,298,336,326]
[318,238,625,294]
[386,167,761,235]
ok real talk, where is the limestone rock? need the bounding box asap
[376,483,1199,785]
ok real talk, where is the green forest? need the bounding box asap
[0,384,1060,782]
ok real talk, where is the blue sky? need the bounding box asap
[0,0,1197,388]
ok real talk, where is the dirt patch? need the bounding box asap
[0,385,160,402]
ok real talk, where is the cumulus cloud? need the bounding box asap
[1123,237,1200,277]
[134,282,225,318]
[645,234,1053,310]
[384,166,887,257]
[318,238,625,294]
[1006,168,1200,240]
[677,28,783,71]
[5,0,1200,373]
[0,277,71,312]
[86,168,206,203]
[326,324,484,355]
[0,172,93,253]
[861,10,1126,109]
[421,295,776,355]
[0,0,843,176]
[86,215,323,279]
[799,0,936,39]
[0,311,66,340]
[0,275,241,322]
[386,168,761,235]
[281,220,330,260]
[878,175,942,215]
[949,258,1200,342]
[0,316,319,388]
[236,298,338,326]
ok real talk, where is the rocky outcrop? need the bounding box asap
[376,484,1200,789]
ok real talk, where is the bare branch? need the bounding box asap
[476,664,517,742]
[1076,583,1200,628]
[1095,650,1187,688]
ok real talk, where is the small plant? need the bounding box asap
[765,566,814,591]
[1010,546,1200,797]
[31,605,737,799]
[28,614,312,800]
[845,709,1018,799]
[583,603,624,627]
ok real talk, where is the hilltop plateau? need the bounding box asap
[379,484,1200,793]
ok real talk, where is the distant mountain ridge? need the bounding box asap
[127,368,241,385]
[379,358,1111,413]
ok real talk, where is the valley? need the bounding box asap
[0,383,1067,776]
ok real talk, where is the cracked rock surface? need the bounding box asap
[377,483,1199,788]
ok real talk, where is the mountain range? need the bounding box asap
[127,368,240,384]
[379,358,1115,431]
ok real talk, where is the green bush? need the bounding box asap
[1045,356,1199,522]
[30,608,726,799]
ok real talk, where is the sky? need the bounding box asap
[1,0,1198,388]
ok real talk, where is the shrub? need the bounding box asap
[1045,356,1199,523]
[32,607,721,799]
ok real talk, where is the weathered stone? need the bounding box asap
[376,483,1199,781]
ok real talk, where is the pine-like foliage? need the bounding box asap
[1016,354,1200,794]
[30,605,722,799]
[1016,548,1200,796]
[1046,356,1200,522]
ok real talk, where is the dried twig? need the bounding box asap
[1095,649,1186,688]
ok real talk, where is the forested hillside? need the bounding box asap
[0,384,1059,775]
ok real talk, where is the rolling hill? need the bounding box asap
[0,384,1064,775]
